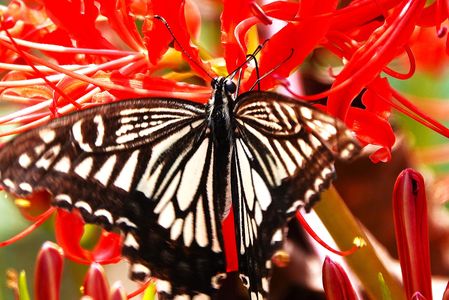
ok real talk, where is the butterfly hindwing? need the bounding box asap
[0,99,226,298]
[232,91,360,298]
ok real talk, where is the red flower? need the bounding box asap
[35,242,64,300]
[83,263,111,300]
[393,169,432,300]
[322,257,358,300]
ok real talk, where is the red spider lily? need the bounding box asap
[2,0,449,297]
[31,242,150,299]
[322,257,358,300]
[35,242,64,300]
[83,263,111,300]
[111,282,128,300]
[393,168,432,300]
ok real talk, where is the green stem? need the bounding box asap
[314,186,405,300]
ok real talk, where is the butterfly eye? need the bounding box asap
[225,80,237,94]
[211,78,219,89]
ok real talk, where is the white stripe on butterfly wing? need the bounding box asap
[183,212,194,247]
[53,156,71,173]
[113,150,140,192]
[206,146,222,253]
[176,139,208,211]
[195,197,208,247]
[154,173,181,214]
[136,125,191,197]
[74,156,93,179]
[236,140,255,209]
[94,154,117,186]
[36,145,61,170]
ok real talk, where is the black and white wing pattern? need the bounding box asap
[232,91,360,299]
[0,99,226,298]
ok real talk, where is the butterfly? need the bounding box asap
[0,76,360,299]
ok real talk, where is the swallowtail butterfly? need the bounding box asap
[0,77,360,299]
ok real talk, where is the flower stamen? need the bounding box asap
[296,211,364,256]
[0,207,56,247]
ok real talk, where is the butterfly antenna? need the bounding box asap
[153,15,214,81]
[249,48,294,91]
[226,40,268,81]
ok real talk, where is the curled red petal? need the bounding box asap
[35,242,64,300]
[96,0,144,51]
[345,107,395,163]
[221,0,252,72]
[185,0,201,41]
[262,1,298,20]
[143,0,213,80]
[330,0,402,32]
[322,257,358,300]
[83,263,110,300]
[393,169,432,300]
[55,209,122,264]
[327,0,426,121]
[362,77,392,120]
[43,0,114,49]
[91,230,122,264]
[245,0,338,90]
[55,209,90,263]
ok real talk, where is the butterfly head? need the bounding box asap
[211,77,237,104]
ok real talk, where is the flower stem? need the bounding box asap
[314,186,405,300]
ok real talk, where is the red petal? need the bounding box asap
[142,0,213,80]
[322,257,358,300]
[43,0,114,49]
[330,0,402,32]
[362,77,392,120]
[417,0,447,28]
[411,292,428,300]
[245,0,338,90]
[35,242,64,300]
[96,0,144,51]
[40,28,76,64]
[55,209,122,264]
[111,282,127,300]
[55,209,90,263]
[83,263,110,300]
[262,1,298,20]
[327,0,426,121]
[220,0,252,72]
[185,0,201,41]
[345,107,395,163]
[393,169,432,300]
[91,230,122,264]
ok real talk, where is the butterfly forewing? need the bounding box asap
[0,85,360,300]
[232,91,360,298]
[0,98,227,298]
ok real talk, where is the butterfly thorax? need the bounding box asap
[207,77,236,145]
[207,77,237,219]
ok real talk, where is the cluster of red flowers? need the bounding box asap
[1,0,449,298]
